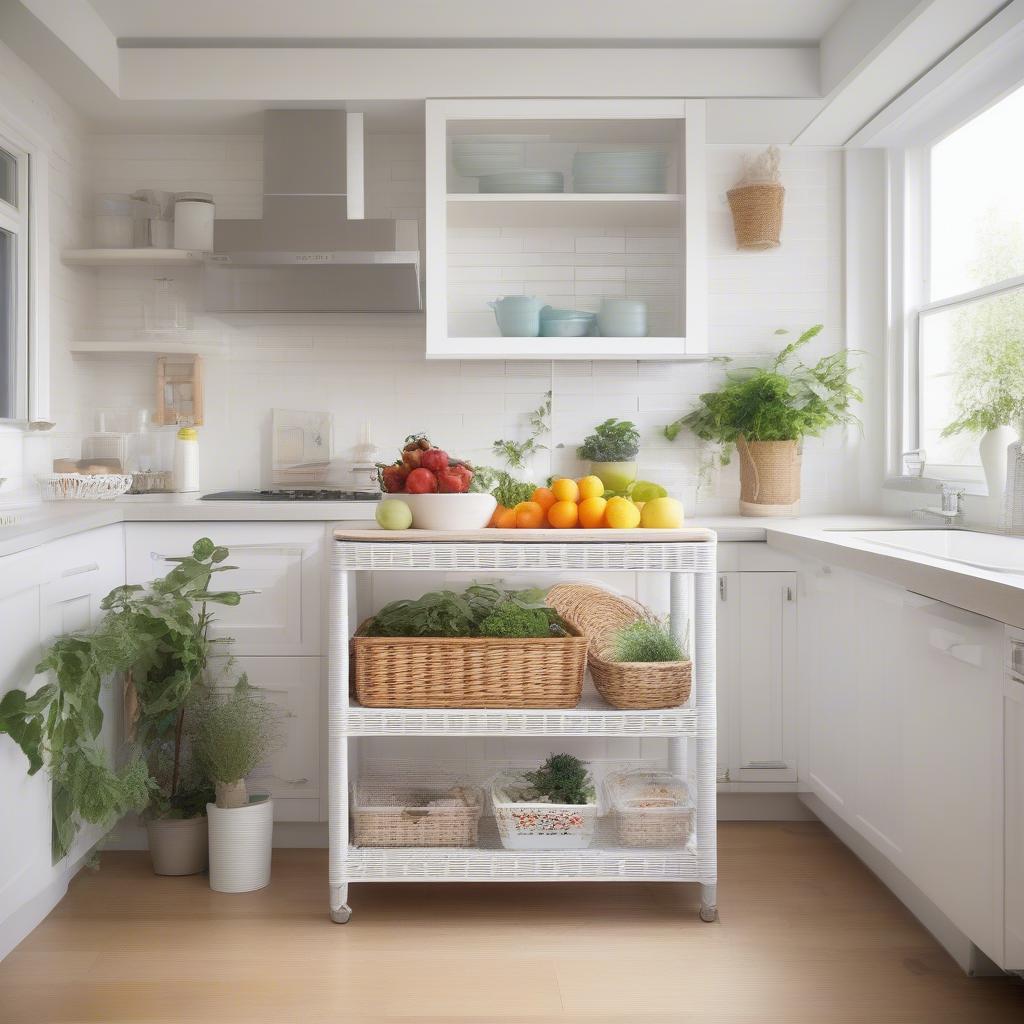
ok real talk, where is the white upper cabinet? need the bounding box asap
[425,99,707,360]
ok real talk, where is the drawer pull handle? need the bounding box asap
[62,562,99,578]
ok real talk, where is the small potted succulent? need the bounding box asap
[195,677,282,893]
[576,418,641,492]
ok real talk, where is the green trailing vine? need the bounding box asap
[492,391,552,470]
[0,538,248,860]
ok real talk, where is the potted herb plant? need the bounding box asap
[939,292,1024,497]
[663,325,861,516]
[577,418,641,492]
[195,678,282,893]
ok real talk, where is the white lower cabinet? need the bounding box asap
[717,571,797,784]
[1005,630,1024,970]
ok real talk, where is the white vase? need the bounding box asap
[207,796,273,893]
[980,424,1019,500]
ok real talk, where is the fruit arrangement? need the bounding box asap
[489,475,683,530]
[377,435,474,495]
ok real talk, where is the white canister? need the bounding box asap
[173,426,200,492]
[207,797,274,893]
[173,191,215,251]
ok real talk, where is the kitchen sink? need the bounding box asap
[839,529,1024,574]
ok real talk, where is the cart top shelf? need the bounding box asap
[333,527,715,543]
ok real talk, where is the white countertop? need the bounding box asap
[2,496,1022,627]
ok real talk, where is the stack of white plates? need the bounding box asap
[478,170,565,193]
[452,139,526,178]
[572,150,668,193]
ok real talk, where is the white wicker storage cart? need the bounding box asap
[328,527,717,924]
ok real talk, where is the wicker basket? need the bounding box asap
[546,584,691,709]
[37,473,133,501]
[737,435,801,517]
[726,182,785,250]
[606,769,692,848]
[351,782,483,847]
[351,622,587,708]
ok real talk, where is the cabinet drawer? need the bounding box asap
[125,524,323,656]
[207,656,320,821]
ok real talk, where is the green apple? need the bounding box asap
[376,498,413,531]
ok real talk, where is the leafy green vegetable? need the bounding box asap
[663,325,862,463]
[611,619,688,663]
[468,466,537,508]
[577,418,640,462]
[479,604,553,639]
[523,753,594,805]
[365,584,562,639]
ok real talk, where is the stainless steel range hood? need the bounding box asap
[205,110,421,313]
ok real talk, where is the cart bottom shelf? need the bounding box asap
[346,817,701,882]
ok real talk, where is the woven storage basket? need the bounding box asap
[546,584,691,709]
[737,435,801,516]
[726,182,785,250]
[351,622,587,708]
[606,769,692,848]
[351,782,483,847]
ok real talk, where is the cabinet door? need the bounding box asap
[125,523,323,656]
[902,595,1003,962]
[1004,632,1024,970]
[207,656,321,822]
[731,572,797,782]
[715,573,738,782]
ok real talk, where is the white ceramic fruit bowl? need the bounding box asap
[390,492,497,531]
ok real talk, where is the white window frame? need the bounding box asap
[878,13,1024,494]
[0,132,29,424]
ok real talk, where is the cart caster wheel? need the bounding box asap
[330,905,352,924]
[699,905,718,923]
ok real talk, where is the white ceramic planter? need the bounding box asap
[980,424,1019,500]
[207,796,273,893]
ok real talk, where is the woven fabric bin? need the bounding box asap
[546,584,691,710]
[727,182,785,249]
[606,769,692,848]
[351,783,483,847]
[737,435,801,517]
[351,622,587,708]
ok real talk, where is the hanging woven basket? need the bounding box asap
[727,182,785,250]
[737,435,801,517]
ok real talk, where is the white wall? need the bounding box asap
[75,130,865,514]
[0,36,90,494]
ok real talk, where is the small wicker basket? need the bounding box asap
[351,621,588,708]
[546,584,691,709]
[606,768,692,848]
[351,782,483,847]
[737,435,801,516]
[726,182,785,250]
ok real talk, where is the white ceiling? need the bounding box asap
[88,0,855,45]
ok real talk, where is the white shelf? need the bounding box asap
[340,685,698,738]
[62,248,204,267]
[448,193,683,203]
[69,340,225,356]
[347,817,699,882]
[430,336,702,360]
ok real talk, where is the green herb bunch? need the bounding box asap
[469,467,538,508]
[492,391,551,470]
[478,604,552,639]
[663,325,862,463]
[577,418,641,462]
[365,584,564,639]
[611,619,687,663]
[523,753,595,805]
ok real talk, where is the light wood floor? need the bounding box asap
[2,822,1022,1024]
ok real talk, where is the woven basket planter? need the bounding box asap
[351,783,483,847]
[737,435,801,517]
[351,621,587,708]
[727,182,785,250]
[546,584,691,710]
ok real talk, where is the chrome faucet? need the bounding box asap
[914,482,965,524]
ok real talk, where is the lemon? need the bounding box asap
[604,496,641,529]
[640,496,683,529]
[550,477,580,503]
[576,475,605,501]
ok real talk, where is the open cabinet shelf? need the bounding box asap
[62,248,204,267]
[426,99,707,361]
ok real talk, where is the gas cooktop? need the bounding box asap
[201,489,380,502]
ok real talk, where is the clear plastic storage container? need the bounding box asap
[490,773,600,851]
[351,782,483,848]
[605,768,692,848]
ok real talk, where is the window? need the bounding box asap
[0,134,28,421]
[897,83,1024,485]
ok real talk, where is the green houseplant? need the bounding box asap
[0,538,247,867]
[195,679,282,892]
[663,325,861,515]
[577,418,641,492]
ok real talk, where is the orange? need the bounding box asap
[494,506,518,530]
[488,504,507,527]
[547,499,579,529]
[604,495,641,529]
[531,486,557,514]
[550,477,580,504]
[576,475,605,501]
[577,495,608,529]
[514,501,546,529]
